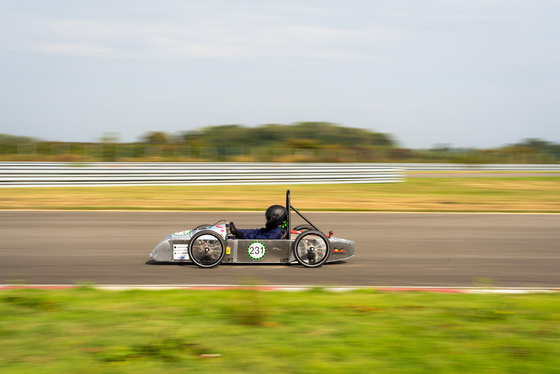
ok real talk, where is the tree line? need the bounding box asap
[1,122,559,163]
[143,122,395,149]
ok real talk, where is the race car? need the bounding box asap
[149,190,355,268]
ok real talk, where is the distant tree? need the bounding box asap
[430,144,452,152]
[99,132,120,143]
[179,122,395,149]
[288,139,320,149]
[202,125,250,147]
[548,144,560,158]
[252,124,286,146]
[0,134,37,143]
[514,138,552,150]
[143,132,169,144]
[182,130,207,147]
[390,148,413,159]
[289,122,394,148]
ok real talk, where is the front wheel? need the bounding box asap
[293,231,331,268]
[188,230,226,268]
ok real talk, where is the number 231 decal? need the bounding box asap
[247,241,266,260]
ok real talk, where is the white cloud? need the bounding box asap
[39,43,117,57]
[0,1,408,63]
[28,17,399,62]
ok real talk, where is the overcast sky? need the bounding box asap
[1,0,559,148]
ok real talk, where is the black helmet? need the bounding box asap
[265,205,288,229]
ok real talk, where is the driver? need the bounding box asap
[229,205,288,239]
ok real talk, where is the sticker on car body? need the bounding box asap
[173,244,189,260]
[173,230,192,236]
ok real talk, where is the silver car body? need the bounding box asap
[149,222,355,264]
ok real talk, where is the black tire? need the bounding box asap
[293,224,314,232]
[293,230,331,268]
[188,230,226,268]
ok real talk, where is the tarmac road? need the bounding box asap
[1,211,559,288]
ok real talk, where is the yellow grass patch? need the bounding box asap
[0,177,559,212]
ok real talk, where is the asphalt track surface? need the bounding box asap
[1,211,559,288]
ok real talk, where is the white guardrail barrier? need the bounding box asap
[0,162,405,187]
[0,162,558,188]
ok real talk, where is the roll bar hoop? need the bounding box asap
[285,190,321,233]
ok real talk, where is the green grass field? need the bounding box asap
[1,177,560,212]
[1,287,559,374]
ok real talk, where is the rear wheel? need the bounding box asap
[293,224,314,232]
[293,230,330,268]
[188,230,225,268]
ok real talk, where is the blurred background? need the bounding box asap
[1,124,559,164]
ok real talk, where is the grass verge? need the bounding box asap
[0,288,559,373]
[1,177,560,212]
